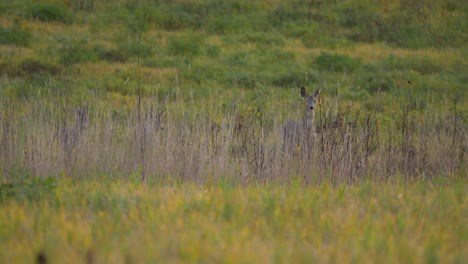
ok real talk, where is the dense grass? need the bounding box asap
[0,178,466,263]
[0,92,465,183]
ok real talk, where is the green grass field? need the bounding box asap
[1,178,466,263]
[0,0,467,263]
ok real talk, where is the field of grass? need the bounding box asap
[1,177,466,263]
[0,0,467,262]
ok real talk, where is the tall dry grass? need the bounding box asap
[0,93,465,184]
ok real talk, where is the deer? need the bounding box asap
[283,87,321,157]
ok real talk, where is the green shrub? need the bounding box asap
[103,68,153,96]
[225,51,251,67]
[206,15,258,34]
[270,69,305,88]
[0,59,10,74]
[377,6,466,49]
[0,168,57,203]
[206,16,233,34]
[203,1,267,34]
[256,49,306,87]
[0,57,60,77]
[0,25,32,46]
[27,3,73,24]
[19,58,61,76]
[0,3,8,14]
[167,34,204,57]
[151,3,203,30]
[280,21,317,39]
[94,45,127,63]
[60,46,97,65]
[205,45,221,58]
[68,0,95,12]
[156,86,176,101]
[117,39,154,59]
[314,52,362,72]
[2,80,34,98]
[359,71,395,93]
[58,38,98,65]
[104,67,135,94]
[269,1,322,27]
[337,1,382,43]
[234,32,286,46]
[180,59,226,85]
[378,14,427,49]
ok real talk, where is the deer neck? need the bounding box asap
[303,110,315,133]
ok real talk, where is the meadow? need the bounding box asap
[0,0,467,263]
[0,178,466,263]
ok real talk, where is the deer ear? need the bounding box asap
[300,87,306,98]
[313,88,322,98]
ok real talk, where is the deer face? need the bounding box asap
[301,87,321,112]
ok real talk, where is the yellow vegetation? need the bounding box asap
[0,179,465,263]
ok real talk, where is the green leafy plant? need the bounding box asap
[58,38,98,65]
[167,33,204,57]
[0,169,57,203]
[94,45,127,63]
[0,25,32,46]
[314,52,362,72]
[27,3,73,24]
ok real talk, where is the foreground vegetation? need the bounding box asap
[0,177,466,263]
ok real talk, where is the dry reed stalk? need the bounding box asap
[0,95,465,184]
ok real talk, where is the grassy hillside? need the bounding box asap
[0,0,466,100]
